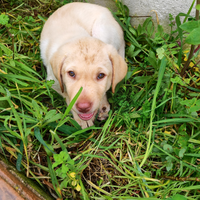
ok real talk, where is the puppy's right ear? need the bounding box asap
[107,45,127,93]
[50,52,66,93]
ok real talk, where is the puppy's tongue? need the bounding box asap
[78,112,94,121]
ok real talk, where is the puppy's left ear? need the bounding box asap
[50,51,66,93]
[108,46,127,93]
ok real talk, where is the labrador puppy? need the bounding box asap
[40,2,127,129]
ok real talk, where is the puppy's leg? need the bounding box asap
[98,95,110,121]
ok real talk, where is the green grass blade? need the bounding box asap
[15,60,42,79]
[47,156,62,198]
[16,141,23,171]
[50,130,67,153]
[57,87,83,128]
[140,57,167,167]
[22,24,39,43]
[34,127,56,154]
[80,179,90,200]
[1,74,41,83]
[183,0,196,23]
[112,12,142,49]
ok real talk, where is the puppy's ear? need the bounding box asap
[108,46,127,93]
[50,52,66,93]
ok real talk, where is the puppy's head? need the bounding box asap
[50,38,127,121]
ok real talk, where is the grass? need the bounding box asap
[1,0,200,199]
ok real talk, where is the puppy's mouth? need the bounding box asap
[78,112,95,121]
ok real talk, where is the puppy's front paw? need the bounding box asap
[72,111,94,129]
[79,120,94,129]
[97,101,110,121]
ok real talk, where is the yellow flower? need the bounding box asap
[184,54,187,61]
[69,172,76,178]
[75,184,81,192]
[164,131,171,135]
[183,50,189,54]
[189,62,194,67]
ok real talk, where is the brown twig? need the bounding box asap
[162,176,200,182]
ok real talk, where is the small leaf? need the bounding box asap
[129,112,141,118]
[52,160,60,169]
[172,194,187,200]
[179,148,186,159]
[132,49,141,57]
[32,100,42,120]
[178,123,187,133]
[180,20,200,32]
[127,44,135,58]
[67,159,75,166]
[166,160,173,171]
[171,76,186,86]
[185,26,200,45]
[143,17,152,29]
[163,144,173,153]
[146,20,154,36]
[196,4,200,10]
[0,43,13,56]
[180,98,196,107]
[44,110,57,121]
[54,151,68,163]
[129,27,137,37]
[60,179,69,190]
[178,135,189,148]
[189,104,200,112]
[157,24,164,35]
[61,164,69,173]
[148,50,157,68]
[44,113,63,124]
[0,14,9,25]
[134,76,152,83]
[9,60,15,67]
[156,47,165,59]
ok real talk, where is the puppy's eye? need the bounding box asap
[68,71,75,78]
[97,73,105,80]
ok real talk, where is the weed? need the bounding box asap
[1,0,200,199]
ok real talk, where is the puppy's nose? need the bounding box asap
[76,102,92,113]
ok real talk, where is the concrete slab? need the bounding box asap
[0,156,53,200]
[80,0,196,33]
[0,178,24,200]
